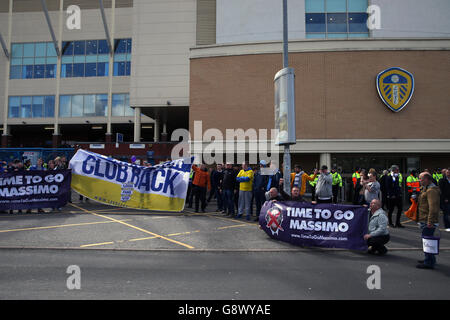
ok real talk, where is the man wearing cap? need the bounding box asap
[252,160,269,221]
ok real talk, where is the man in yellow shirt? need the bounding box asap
[236,161,254,220]
[290,165,318,197]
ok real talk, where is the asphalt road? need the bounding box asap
[0,199,449,300]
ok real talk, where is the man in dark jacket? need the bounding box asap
[252,160,269,221]
[439,168,450,231]
[386,165,404,228]
[208,163,224,212]
[379,170,389,210]
[221,163,237,216]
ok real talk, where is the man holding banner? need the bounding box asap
[69,149,192,212]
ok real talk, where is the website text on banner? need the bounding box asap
[69,149,192,212]
[0,170,71,210]
[259,201,368,251]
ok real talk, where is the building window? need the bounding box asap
[10,42,57,79]
[59,94,111,118]
[305,0,369,39]
[113,39,132,76]
[8,95,55,118]
[61,38,131,78]
[112,93,133,116]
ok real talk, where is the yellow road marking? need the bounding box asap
[128,236,158,242]
[217,224,248,230]
[0,219,131,233]
[70,203,195,250]
[80,242,114,248]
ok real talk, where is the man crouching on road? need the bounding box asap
[364,199,390,255]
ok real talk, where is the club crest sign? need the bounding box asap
[376,67,414,112]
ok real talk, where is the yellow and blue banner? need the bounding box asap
[69,149,192,212]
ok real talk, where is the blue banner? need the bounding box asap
[259,201,369,251]
[0,170,71,210]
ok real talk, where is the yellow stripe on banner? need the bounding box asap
[71,173,185,212]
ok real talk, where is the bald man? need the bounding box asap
[364,199,390,255]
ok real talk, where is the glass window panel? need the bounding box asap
[327,33,347,38]
[23,65,34,79]
[305,0,325,12]
[114,54,126,62]
[47,42,57,57]
[33,65,45,78]
[11,58,22,66]
[10,66,22,79]
[8,97,20,118]
[46,57,57,64]
[95,94,108,116]
[86,55,97,63]
[326,0,346,12]
[73,41,86,55]
[126,38,132,53]
[112,94,125,116]
[85,63,97,77]
[44,96,55,117]
[114,39,127,53]
[348,0,368,12]
[62,41,73,55]
[126,54,132,62]
[45,64,56,78]
[124,95,133,116]
[22,57,34,65]
[59,95,71,117]
[72,63,85,77]
[61,64,73,78]
[98,40,109,54]
[305,13,326,33]
[20,96,32,118]
[86,40,98,55]
[126,62,131,76]
[35,43,47,57]
[327,13,347,32]
[348,32,369,38]
[306,33,326,39]
[62,56,74,64]
[349,13,369,32]
[23,43,35,57]
[84,95,96,115]
[11,44,23,58]
[71,95,83,117]
[114,62,126,76]
[35,57,45,64]
[32,96,44,118]
[97,54,109,63]
[74,55,85,63]
[97,62,109,77]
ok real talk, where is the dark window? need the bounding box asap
[45,64,56,78]
[113,61,126,76]
[72,63,85,77]
[85,63,97,77]
[61,64,73,77]
[97,62,109,76]
[114,39,127,53]
[73,41,86,55]
[24,65,34,79]
[348,13,369,32]
[305,13,326,32]
[10,66,22,79]
[44,96,55,117]
[86,40,98,55]
[327,13,347,32]
[126,61,131,76]
[126,38,132,53]
[62,41,74,55]
[98,40,109,54]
